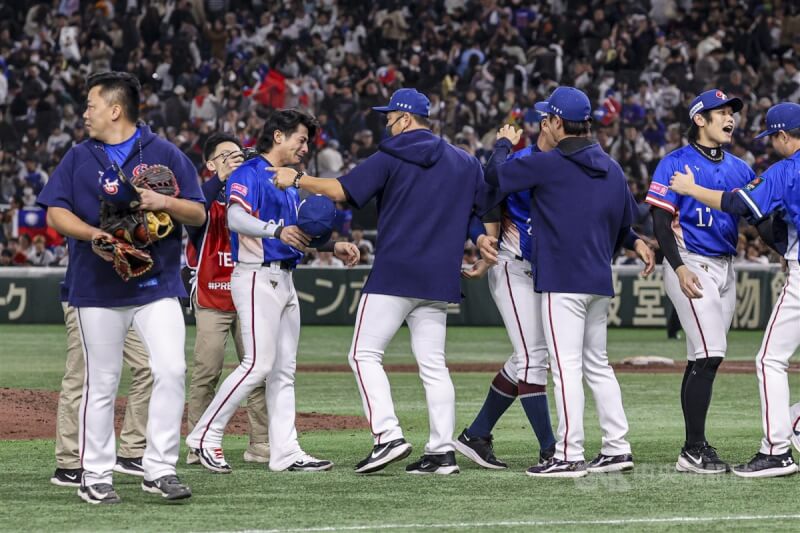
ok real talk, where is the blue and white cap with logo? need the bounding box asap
[297,194,336,248]
[689,89,743,119]
[546,87,592,122]
[372,88,431,117]
[533,101,549,122]
[754,102,800,139]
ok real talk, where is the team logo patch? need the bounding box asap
[715,90,727,100]
[102,178,119,195]
[132,163,149,176]
[231,183,248,196]
[744,177,764,191]
[270,281,278,289]
[648,182,669,196]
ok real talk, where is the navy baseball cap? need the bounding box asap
[533,101,549,122]
[546,87,592,122]
[689,89,743,119]
[297,194,336,248]
[754,102,800,139]
[372,88,431,117]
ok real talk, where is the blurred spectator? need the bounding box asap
[27,234,55,266]
[310,250,344,268]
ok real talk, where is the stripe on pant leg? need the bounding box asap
[199,271,258,449]
[547,293,570,461]
[504,263,532,383]
[76,308,90,470]
[688,300,709,358]
[759,271,789,455]
[351,295,378,443]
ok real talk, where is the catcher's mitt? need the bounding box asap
[91,235,154,281]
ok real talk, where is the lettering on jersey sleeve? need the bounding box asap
[744,176,764,192]
[231,183,249,196]
[648,182,669,196]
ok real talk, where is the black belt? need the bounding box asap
[514,254,525,261]
[261,260,294,271]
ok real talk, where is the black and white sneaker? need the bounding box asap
[354,438,413,474]
[142,475,192,501]
[675,442,729,474]
[539,445,556,465]
[526,457,587,478]
[586,453,634,473]
[51,467,82,487]
[192,447,232,474]
[78,483,122,504]
[405,451,460,475]
[287,454,333,472]
[113,456,144,477]
[791,402,800,454]
[732,452,797,479]
[454,429,507,469]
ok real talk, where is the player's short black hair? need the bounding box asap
[784,127,800,140]
[687,110,713,141]
[86,71,141,123]
[203,132,243,162]
[550,114,592,136]
[256,109,319,153]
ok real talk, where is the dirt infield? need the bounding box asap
[0,388,367,441]
[295,361,800,374]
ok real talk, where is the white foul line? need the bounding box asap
[206,514,800,533]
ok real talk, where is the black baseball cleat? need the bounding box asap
[113,456,144,477]
[51,467,82,488]
[675,442,729,474]
[732,452,797,479]
[586,453,634,473]
[78,483,122,504]
[287,454,333,472]
[539,445,556,464]
[405,451,460,475]
[355,438,413,474]
[454,429,507,469]
[142,475,192,501]
[526,457,587,478]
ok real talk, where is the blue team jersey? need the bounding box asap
[338,129,494,303]
[226,156,304,266]
[37,125,205,308]
[646,145,754,256]
[501,146,535,260]
[736,150,800,260]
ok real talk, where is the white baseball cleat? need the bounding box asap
[192,447,232,474]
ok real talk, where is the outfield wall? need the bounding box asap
[0,264,785,328]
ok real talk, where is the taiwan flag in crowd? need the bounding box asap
[17,207,47,239]
[245,69,287,109]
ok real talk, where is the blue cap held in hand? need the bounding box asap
[689,89,743,119]
[297,194,336,248]
[99,163,140,209]
[372,88,431,117]
[546,87,592,122]
[754,102,800,139]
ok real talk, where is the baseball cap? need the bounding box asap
[372,88,431,117]
[688,89,743,119]
[533,101,549,122]
[754,102,800,139]
[546,87,592,122]
[297,194,336,248]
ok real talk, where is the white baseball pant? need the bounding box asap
[186,262,304,471]
[662,251,736,360]
[488,250,548,386]
[75,297,186,485]
[542,292,631,462]
[349,293,454,454]
[756,260,800,456]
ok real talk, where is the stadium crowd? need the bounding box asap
[1,0,799,266]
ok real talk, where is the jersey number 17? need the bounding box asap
[696,207,714,227]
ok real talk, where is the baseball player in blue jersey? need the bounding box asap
[186,109,359,474]
[454,102,558,469]
[271,88,496,475]
[485,87,646,478]
[646,89,755,474]
[37,72,205,503]
[671,102,800,478]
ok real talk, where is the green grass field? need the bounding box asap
[1,325,798,532]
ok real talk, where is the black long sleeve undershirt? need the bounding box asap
[652,208,684,270]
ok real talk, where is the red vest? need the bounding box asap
[186,200,236,312]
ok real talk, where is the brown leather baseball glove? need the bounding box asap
[91,235,154,281]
